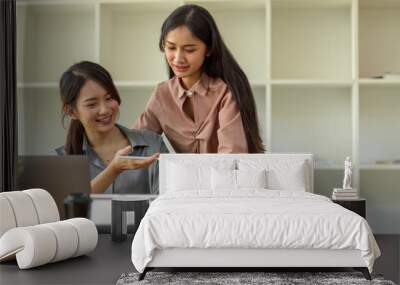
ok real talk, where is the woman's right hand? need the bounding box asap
[109,146,159,175]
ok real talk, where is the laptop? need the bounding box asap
[17,155,91,220]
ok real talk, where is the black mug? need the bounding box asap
[63,193,91,219]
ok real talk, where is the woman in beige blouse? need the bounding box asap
[134,4,264,154]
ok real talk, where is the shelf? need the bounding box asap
[314,164,344,170]
[17,80,266,89]
[17,0,91,5]
[271,86,352,162]
[359,5,400,78]
[360,164,400,170]
[360,0,400,9]
[270,79,353,87]
[99,1,180,82]
[358,79,400,86]
[271,2,352,80]
[315,163,400,170]
[114,80,266,88]
[17,81,158,89]
[315,164,400,170]
[17,82,59,89]
[272,0,351,8]
[114,81,158,88]
[113,80,266,89]
[250,81,266,88]
[17,4,96,83]
[359,85,400,165]
[185,0,265,10]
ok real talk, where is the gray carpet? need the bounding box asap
[117,271,396,285]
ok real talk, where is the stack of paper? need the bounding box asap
[332,188,358,200]
[371,72,400,80]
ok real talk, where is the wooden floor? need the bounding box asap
[0,234,398,285]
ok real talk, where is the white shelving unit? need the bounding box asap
[16,0,399,233]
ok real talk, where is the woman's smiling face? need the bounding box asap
[164,25,208,87]
[70,79,119,134]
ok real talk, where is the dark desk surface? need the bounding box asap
[0,234,134,285]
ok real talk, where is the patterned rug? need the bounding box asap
[116,271,396,285]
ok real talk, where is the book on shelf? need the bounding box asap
[332,193,359,200]
[332,188,359,200]
[333,188,357,193]
[332,196,359,200]
[383,73,400,80]
[332,192,357,197]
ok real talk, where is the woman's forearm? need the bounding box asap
[90,165,120,193]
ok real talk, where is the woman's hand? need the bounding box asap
[109,146,159,175]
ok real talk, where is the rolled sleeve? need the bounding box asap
[133,93,162,134]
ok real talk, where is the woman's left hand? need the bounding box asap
[110,146,159,174]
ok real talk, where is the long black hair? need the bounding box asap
[159,4,265,153]
[59,61,121,154]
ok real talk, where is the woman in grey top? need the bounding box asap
[57,61,168,194]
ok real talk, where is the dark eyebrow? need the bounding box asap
[83,91,110,103]
[165,41,196,48]
[83,97,97,103]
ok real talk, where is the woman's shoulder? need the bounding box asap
[143,78,175,106]
[154,78,174,95]
[118,124,163,147]
[132,128,167,153]
[206,74,228,94]
[132,128,163,142]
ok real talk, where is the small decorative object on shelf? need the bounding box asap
[343,156,352,190]
[332,157,359,200]
[371,71,400,80]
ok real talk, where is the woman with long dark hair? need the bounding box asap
[57,61,167,194]
[134,4,265,153]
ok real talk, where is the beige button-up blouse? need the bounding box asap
[133,73,248,153]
